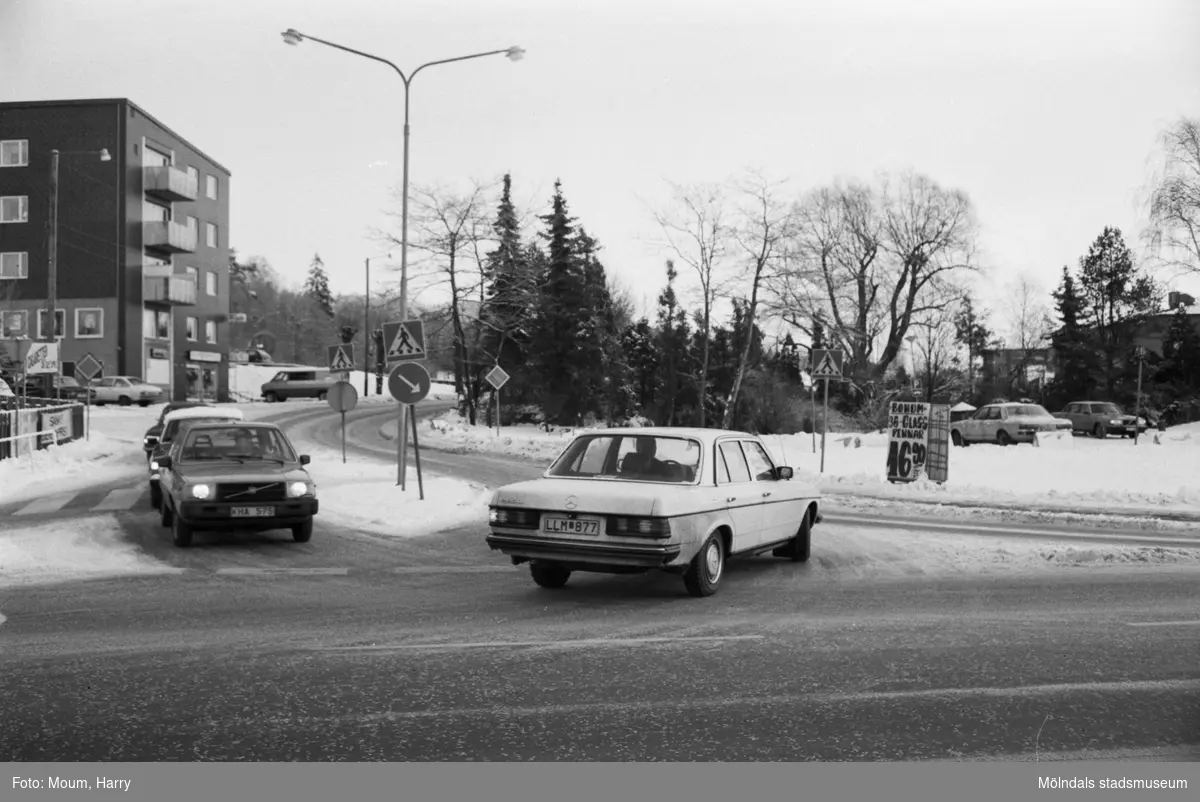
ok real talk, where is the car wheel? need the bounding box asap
[160,497,173,528]
[138,400,150,407]
[172,514,193,548]
[951,430,964,447]
[530,562,571,589]
[1093,423,1106,439]
[292,518,314,543]
[118,395,132,406]
[779,509,812,563]
[265,392,278,403]
[149,484,162,511]
[684,532,725,598]
[996,430,1013,447]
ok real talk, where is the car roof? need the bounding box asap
[181,420,280,433]
[572,426,754,442]
[165,407,245,422]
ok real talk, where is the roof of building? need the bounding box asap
[0,97,231,176]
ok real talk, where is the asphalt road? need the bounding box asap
[2,400,1199,762]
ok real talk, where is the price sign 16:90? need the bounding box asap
[887,439,927,480]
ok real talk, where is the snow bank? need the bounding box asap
[804,525,1200,581]
[0,514,184,588]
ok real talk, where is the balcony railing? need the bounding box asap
[143,221,197,254]
[144,165,198,202]
[143,275,197,306]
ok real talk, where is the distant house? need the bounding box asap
[981,347,1056,394]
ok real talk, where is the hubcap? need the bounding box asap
[705,541,722,582]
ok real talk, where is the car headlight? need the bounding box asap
[1110,419,1122,425]
[190,484,212,500]
[287,481,311,498]
[149,461,161,472]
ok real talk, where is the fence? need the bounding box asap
[0,398,88,463]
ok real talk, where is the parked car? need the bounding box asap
[260,368,339,402]
[147,406,245,509]
[23,374,90,401]
[485,427,823,598]
[1057,400,1147,438]
[90,376,165,407]
[154,421,318,547]
[142,401,215,459]
[950,402,1072,446]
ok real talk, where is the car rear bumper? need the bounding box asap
[178,498,318,530]
[486,532,683,568]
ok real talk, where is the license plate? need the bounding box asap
[543,517,599,536]
[231,506,275,518]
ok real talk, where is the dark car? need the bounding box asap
[154,421,318,547]
[148,407,246,510]
[1057,400,1147,438]
[142,401,214,459]
[23,374,91,401]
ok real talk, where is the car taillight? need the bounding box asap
[488,507,540,528]
[606,516,672,538]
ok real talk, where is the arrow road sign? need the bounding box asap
[810,348,845,380]
[328,343,355,372]
[388,362,431,405]
[382,319,425,362]
[485,365,510,390]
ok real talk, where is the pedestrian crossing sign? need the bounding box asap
[382,319,425,362]
[810,348,845,380]
[328,343,355,373]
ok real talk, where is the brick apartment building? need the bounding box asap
[0,98,231,401]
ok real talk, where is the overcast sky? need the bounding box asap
[2,0,1197,339]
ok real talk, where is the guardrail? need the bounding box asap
[0,399,88,463]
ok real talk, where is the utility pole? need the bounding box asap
[363,257,370,397]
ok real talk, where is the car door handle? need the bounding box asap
[726,496,736,503]
[762,492,772,498]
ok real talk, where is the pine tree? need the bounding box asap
[621,318,659,416]
[953,294,992,400]
[303,253,335,319]
[1050,265,1092,398]
[481,174,532,395]
[575,225,627,422]
[655,261,692,426]
[1158,303,1200,388]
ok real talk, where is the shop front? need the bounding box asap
[186,350,222,402]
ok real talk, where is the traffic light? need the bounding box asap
[339,325,357,344]
[373,329,385,369]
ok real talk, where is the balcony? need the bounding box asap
[144,165,198,202]
[143,275,197,306]
[144,221,197,254]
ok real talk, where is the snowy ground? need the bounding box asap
[405,410,1200,520]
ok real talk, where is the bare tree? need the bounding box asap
[647,180,730,427]
[1003,272,1053,352]
[910,303,965,403]
[723,171,797,428]
[1142,116,1200,277]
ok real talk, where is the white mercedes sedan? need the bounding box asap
[486,427,823,598]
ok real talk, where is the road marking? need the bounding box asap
[13,494,76,516]
[92,488,145,511]
[321,635,766,652]
[1125,619,1200,627]
[829,514,1200,547]
[328,678,1200,722]
[215,567,351,576]
[389,566,514,574]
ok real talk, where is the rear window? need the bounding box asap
[548,434,701,484]
[1010,404,1049,417]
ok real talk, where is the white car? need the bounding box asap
[90,375,165,407]
[486,427,824,598]
[147,406,245,510]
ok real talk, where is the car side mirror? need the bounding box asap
[299,455,311,465]
[157,456,172,469]
[776,466,793,480]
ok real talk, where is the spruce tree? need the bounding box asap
[1159,303,1200,388]
[303,253,335,319]
[481,174,531,389]
[1051,266,1092,397]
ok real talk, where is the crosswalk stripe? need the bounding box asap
[92,488,146,512]
[214,567,351,576]
[14,494,77,516]
[390,566,514,574]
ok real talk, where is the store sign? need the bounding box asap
[38,408,75,448]
[149,347,169,360]
[188,350,221,363]
[886,401,951,484]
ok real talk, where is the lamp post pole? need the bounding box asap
[280,28,524,485]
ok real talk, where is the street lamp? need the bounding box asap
[45,147,112,399]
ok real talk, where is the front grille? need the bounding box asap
[215,482,288,502]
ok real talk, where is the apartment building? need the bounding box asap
[0,98,231,401]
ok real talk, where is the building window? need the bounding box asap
[186,215,197,237]
[205,320,217,344]
[75,308,104,339]
[187,165,198,186]
[186,316,198,341]
[205,222,217,248]
[37,309,66,340]
[0,252,28,279]
[155,310,171,339]
[1,196,29,223]
[0,140,29,167]
[143,308,155,339]
[143,145,171,168]
[206,174,218,200]
[206,270,217,296]
[143,200,171,222]
[1,310,30,338]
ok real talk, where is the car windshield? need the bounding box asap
[164,416,238,442]
[1094,403,1122,415]
[547,434,702,484]
[178,426,297,463]
[1011,404,1050,417]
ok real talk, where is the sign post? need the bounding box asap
[409,401,425,501]
[810,348,845,474]
[326,380,359,464]
[388,361,431,491]
[485,364,510,437]
[1133,346,1146,445]
[382,319,426,491]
